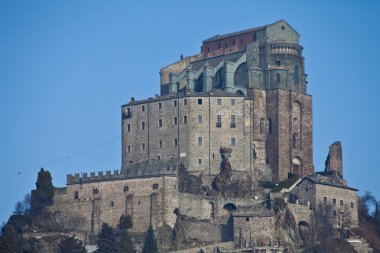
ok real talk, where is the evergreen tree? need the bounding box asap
[119,230,135,253]
[96,223,119,253]
[0,225,17,253]
[32,168,54,213]
[118,214,133,230]
[58,236,86,253]
[142,225,158,253]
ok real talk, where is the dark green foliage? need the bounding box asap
[142,225,159,253]
[96,223,119,253]
[119,230,135,253]
[58,236,86,253]
[0,225,17,253]
[118,214,133,230]
[32,168,54,213]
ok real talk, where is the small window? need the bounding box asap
[123,186,129,192]
[158,119,163,128]
[230,115,236,128]
[246,217,249,222]
[198,99,203,105]
[127,124,131,132]
[110,201,114,207]
[324,197,327,203]
[74,191,79,200]
[217,99,222,105]
[141,105,145,112]
[268,118,273,134]
[141,121,145,130]
[240,39,243,44]
[173,100,177,107]
[340,200,344,206]
[218,43,222,49]
[351,202,354,209]
[127,145,131,153]
[294,65,299,84]
[183,116,188,124]
[152,183,159,190]
[276,60,281,66]
[157,156,161,160]
[183,99,188,105]
[141,143,146,151]
[197,158,203,165]
[173,117,178,125]
[231,137,236,146]
[231,99,235,106]
[198,115,203,124]
[333,210,337,216]
[173,139,178,147]
[93,188,99,194]
[158,102,162,109]
[216,115,222,128]
[198,136,203,145]
[333,199,337,205]
[158,140,163,149]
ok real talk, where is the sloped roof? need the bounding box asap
[203,20,299,43]
[301,176,358,191]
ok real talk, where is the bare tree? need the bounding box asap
[14,194,31,215]
[336,205,352,243]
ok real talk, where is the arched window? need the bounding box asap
[260,118,265,134]
[276,73,281,85]
[267,118,273,134]
[294,65,299,84]
[292,157,302,177]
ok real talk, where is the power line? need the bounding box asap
[0,136,120,189]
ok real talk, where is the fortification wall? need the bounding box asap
[48,174,179,235]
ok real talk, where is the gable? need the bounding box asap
[265,20,300,44]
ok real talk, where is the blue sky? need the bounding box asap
[1,1,379,223]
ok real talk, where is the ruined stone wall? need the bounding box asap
[48,176,178,235]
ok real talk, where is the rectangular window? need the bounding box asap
[158,140,163,149]
[231,99,236,106]
[197,158,203,165]
[127,145,131,153]
[141,105,145,112]
[350,202,354,209]
[173,139,178,147]
[158,119,163,128]
[141,143,146,151]
[333,199,336,205]
[173,117,178,125]
[198,136,203,145]
[158,102,162,109]
[127,124,131,132]
[231,137,236,146]
[141,121,145,130]
[173,100,177,107]
[217,99,222,105]
[157,156,161,160]
[324,197,328,203]
[340,200,344,206]
[183,116,188,124]
[198,115,203,124]
[183,99,188,105]
[230,115,236,128]
[74,191,79,200]
[198,99,203,105]
[216,115,222,128]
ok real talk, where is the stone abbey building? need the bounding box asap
[43,20,364,252]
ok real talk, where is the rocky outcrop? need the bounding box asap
[178,164,203,195]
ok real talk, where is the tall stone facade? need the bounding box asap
[123,20,313,182]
